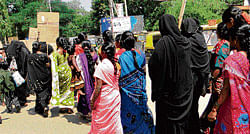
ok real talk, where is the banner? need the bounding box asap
[101,15,144,33]
[112,17,131,33]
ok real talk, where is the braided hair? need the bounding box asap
[82,40,95,78]
[217,22,229,40]
[115,34,122,42]
[101,42,117,75]
[56,37,69,57]
[115,34,122,48]
[67,44,75,55]
[235,24,250,62]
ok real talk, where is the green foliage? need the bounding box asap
[161,0,229,29]
[91,0,110,35]
[125,0,164,31]
[7,0,93,38]
[64,13,94,37]
[0,0,12,41]
[50,0,76,37]
[9,1,47,39]
[90,0,164,34]
[4,0,244,39]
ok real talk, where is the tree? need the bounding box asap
[8,1,48,39]
[0,0,12,42]
[163,0,228,26]
[7,0,86,38]
[91,0,110,35]
[50,0,76,37]
[64,13,94,37]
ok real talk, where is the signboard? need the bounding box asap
[116,3,124,17]
[101,17,111,33]
[37,12,59,44]
[29,27,38,40]
[130,15,144,33]
[112,17,131,33]
[101,15,144,33]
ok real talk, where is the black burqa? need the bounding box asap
[148,14,193,134]
[181,18,210,134]
[27,52,51,114]
[6,40,30,106]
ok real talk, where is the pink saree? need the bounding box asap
[89,59,123,134]
[214,52,250,133]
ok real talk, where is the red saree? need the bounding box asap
[214,52,250,133]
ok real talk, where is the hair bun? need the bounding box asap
[78,32,87,43]
[82,40,91,49]
[102,42,115,56]
[121,31,135,50]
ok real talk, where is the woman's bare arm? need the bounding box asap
[91,78,103,110]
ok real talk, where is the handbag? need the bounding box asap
[12,71,25,87]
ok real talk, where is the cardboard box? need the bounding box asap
[37,12,59,44]
[29,27,38,41]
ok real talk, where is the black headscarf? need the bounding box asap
[27,52,51,92]
[149,14,193,121]
[6,40,30,77]
[181,18,210,73]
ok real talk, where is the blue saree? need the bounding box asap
[119,50,155,134]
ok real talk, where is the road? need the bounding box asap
[0,65,210,134]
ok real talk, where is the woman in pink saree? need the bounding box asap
[89,42,123,134]
[208,24,250,133]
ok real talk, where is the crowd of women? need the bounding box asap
[0,6,249,134]
[149,6,249,134]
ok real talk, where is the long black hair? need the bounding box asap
[222,6,246,26]
[67,44,75,55]
[56,37,69,57]
[120,31,142,70]
[120,31,135,50]
[235,24,250,62]
[78,32,88,44]
[222,6,248,39]
[101,42,117,75]
[102,30,113,43]
[82,40,95,78]
[217,22,229,40]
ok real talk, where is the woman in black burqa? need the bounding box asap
[27,42,53,117]
[148,14,193,134]
[6,40,30,106]
[181,18,210,134]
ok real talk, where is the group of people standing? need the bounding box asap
[0,29,155,133]
[149,6,249,134]
[0,6,249,134]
